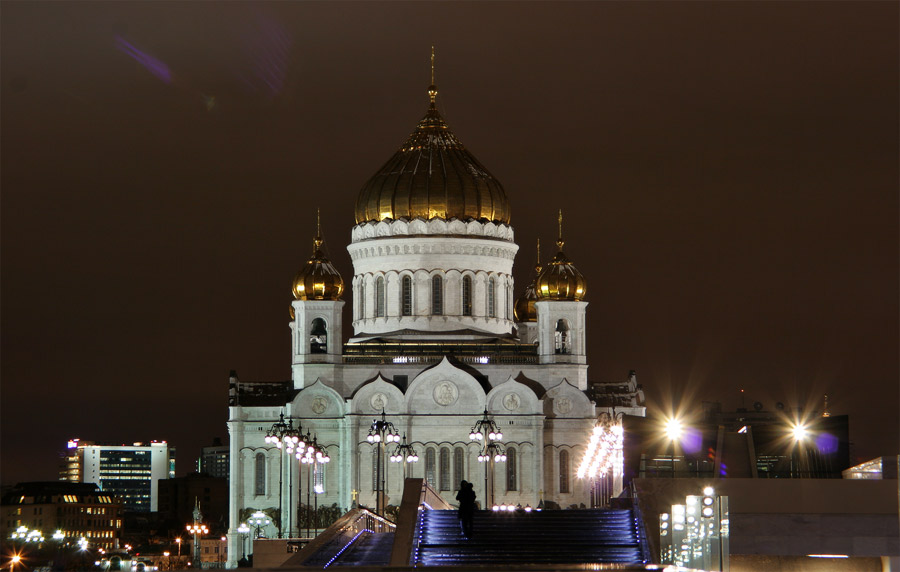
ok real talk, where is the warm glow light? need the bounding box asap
[791,423,809,441]
[665,418,684,441]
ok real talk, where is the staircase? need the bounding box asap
[415,508,646,566]
[328,531,395,566]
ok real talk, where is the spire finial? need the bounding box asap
[535,238,542,274]
[427,47,438,106]
[313,208,323,250]
[557,209,564,250]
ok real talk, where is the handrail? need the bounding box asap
[282,508,395,568]
[389,478,453,566]
[629,481,655,564]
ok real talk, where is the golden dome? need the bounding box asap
[354,83,510,224]
[514,240,542,322]
[292,229,344,302]
[535,212,586,301]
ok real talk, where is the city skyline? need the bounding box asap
[2,2,897,484]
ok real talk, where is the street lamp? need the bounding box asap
[236,523,250,563]
[297,434,330,535]
[790,422,810,477]
[174,537,182,556]
[577,414,625,507]
[389,434,419,480]
[186,500,209,569]
[248,511,271,539]
[664,416,684,478]
[264,412,305,537]
[367,410,400,516]
[470,410,506,508]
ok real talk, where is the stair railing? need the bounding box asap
[629,481,655,564]
[282,507,395,568]
[389,477,452,565]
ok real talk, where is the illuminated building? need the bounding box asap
[59,439,175,512]
[224,71,645,567]
[1,482,123,550]
[197,437,229,480]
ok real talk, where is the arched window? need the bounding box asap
[439,447,451,491]
[488,277,496,318]
[254,453,266,496]
[375,277,385,317]
[462,276,472,316]
[555,319,570,354]
[314,459,326,494]
[310,318,327,354]
[401,275,412,316]
[359,281,365,319]
[432,275,443,315]
[453,447,464,486]
[506,447,517,491]
[559,450,570,494]
[425,448,436,488]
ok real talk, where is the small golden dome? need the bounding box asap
[354,83,510,224]
[514,240,542,322]
[292,231,344,302]
[535,212,586,301]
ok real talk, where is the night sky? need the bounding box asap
[2,2,897,485]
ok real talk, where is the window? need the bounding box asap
[453,447,464,487]
[439,447,451,491]
[359,282,365,319]
[314,461,325,494]
[401,276,412,316]
[254,453,266,495]
[372,447,380,492]
[559,450,570,494]
[555,319,570,354]
[309,318,327,354]
[488,277,496,318]
[432,275,443,315]
[375,277,385,317]
[462,276,472,316]
[507,447,517,491]
[425,448,436,488]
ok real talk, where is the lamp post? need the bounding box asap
[389,434,419,480]
[249,511,271,539]
[236,523,250,563]
[664,417,684,478]
[186,500,209,570]
[576,413,625,507]
[296,435,330,537]
[469,410,506,508]
[174,537,182,556]
[790,422,809,478]
[264,412,305,537]
[367,410,400,516]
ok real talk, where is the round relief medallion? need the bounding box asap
[370,392,388,412]
[556,397,573,415]
[433,381,458,406]
[502,392,521,412]
[311,396,328,415]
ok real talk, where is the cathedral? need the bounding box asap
[225,75,645,567]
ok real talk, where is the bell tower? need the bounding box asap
[289,212,344,385]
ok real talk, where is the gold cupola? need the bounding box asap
[514,240,542,322]
[291,212,344,304]
[536,211,587,301]
[354,50,510,224]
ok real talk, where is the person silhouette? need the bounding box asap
[456,480,476,538]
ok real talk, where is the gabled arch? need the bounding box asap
[544,378,593,418]
[485,376,541,415]
[350,374,405,414]
[290,378,346,418]
[405,357,485,415]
